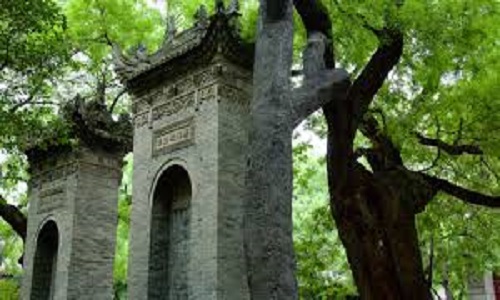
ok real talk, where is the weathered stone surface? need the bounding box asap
[22,148,124,300]
[128,58,252,299]
[21,95,130,300]
[121,3,253,299]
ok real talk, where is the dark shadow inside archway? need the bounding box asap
[148,165,192,299]
[31,220,59,300]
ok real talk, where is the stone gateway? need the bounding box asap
[115,2,254,299]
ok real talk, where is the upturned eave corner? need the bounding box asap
[24,96,132,169]
[111,0,254,95]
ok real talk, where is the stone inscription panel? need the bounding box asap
[153,118,195,156]
[38,184,65,214]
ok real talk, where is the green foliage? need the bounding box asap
[63,0,164,65]
[0,0,499,298]
[0,279,20,300]
[113,154,132,299]
[293,140,356,298]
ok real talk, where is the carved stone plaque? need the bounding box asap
[38,185,65,214]
[153,118,195,156]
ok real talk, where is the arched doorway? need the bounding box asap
[148,165,192,299]
[31,220,59,300]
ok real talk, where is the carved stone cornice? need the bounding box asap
[113,1,254,94]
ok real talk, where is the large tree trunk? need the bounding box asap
[244,1,298,299]
[244,1,350,298]
[292,2,432,298]
[328,165,433,299]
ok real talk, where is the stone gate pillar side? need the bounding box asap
[215,64,252,300]
[127,121,154,299]
[21,149,79,300]
[21,144,128,300]
[66,149,124,300]
[118,3,254,299]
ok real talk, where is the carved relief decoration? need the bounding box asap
[134,111,149,128]
[198,84,217,104]
[218,84,249,113]
[153,118,195,156]
[37,185,65,214]
[152,92,196,121]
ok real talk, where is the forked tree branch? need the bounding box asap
[348,29,404,137]
[416,133,483,155]
[292,32,350,126]
[422,174,500,208]
[109,88,127,114]
[293,0,335,67]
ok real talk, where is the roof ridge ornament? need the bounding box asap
[226,0,240,15]
[194,4,209,28]
[164,15,177,44]
[215,0,225,14]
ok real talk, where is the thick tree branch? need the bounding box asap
[293,0,334,67]
[109,88,127,114]
[422,174,500,208]
[266,0,288,22]
[291,70,350,127]
[292,32,350,126]
[0,195,27,241]
[416,133,483,155]
[348,29,404,136]
[359,114,404,170]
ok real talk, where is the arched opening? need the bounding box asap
[148,165,192,299]
[31,220,59,300]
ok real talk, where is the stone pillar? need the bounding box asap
[127,59,252,300]
[21,146,124,300]
[113,4,254,298]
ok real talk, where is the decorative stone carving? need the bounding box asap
[194,68,217,87]
[152,92,196,121]
[198,84,217,103]
[175,77,195,96]
[134,112,149,128]
[153,118,195,156]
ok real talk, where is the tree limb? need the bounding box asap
[291,69,350,127]
[416,133,483,155]
[293,0,334,67]
[348,28,404,138]
[109,88,127,114]
[292,32,350,126]
[266,0,289,22]
[422,174,500,208]
[359,114,404,170]
[9,82,45,113]
[0,195,27,241]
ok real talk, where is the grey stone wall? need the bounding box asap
[22,147,123,300]
[128,58,251,300]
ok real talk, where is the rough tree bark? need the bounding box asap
[244,1,349,299]
[293,1,500,299]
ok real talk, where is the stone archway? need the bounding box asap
[31,220,59,300]
[148,165,192,299]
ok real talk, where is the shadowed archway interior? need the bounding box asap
[148,165,192,299]
[31,220,59,300]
